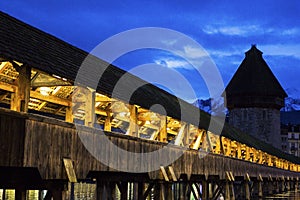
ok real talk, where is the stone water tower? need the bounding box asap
[225,45,287,149]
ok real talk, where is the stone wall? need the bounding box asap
[229,107,281,149]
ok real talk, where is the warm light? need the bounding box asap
[39,87,51,96]
[52,86,61,95]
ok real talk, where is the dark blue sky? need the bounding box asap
[1,0,300,101]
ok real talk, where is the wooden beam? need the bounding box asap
[30,90,71,107]
[174,123,186,146]
[191,130,204,150]
[95,95,113,102]
[0,82,16,92]
[0,92,9,101]
[37,101,47,110]
[150,130,159,140]
[0,61,9,74]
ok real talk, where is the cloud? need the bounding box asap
[281,28,299,36]
[154,44,211,69]
[202,25,263,36]
[260,44,300,59]
[182,46,208,59]
[155,58,191,69]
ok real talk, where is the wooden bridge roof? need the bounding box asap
[0,11,204,128]
[0,11,299,165]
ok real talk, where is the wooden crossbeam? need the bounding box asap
[191,130,204,150]
[30,91,71,107]
[37,101,47,110]
[174,123,186,146]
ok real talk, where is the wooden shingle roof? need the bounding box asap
[225,45,287,98]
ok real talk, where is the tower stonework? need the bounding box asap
[225,45,287,149]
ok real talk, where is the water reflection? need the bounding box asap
[265,191,300,200]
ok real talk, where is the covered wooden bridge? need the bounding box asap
[0,11,300,200]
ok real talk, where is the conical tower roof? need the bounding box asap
[225,45,287,109]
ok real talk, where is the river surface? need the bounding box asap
[265,191,300,200]
[1,186,300,199]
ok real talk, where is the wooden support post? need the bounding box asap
[225,181,231,200]
[51,189,65,200]
[179,182,186,200]
[97,182,107,200]
[184,124,190,147]
[267,180,274,195]
[127,105,138,137]
[237,143,242,159]
[65,106,73,123]
[209,182,213,199]
[120,182,128,200]
[104,108,112,132]
[206,131,214,153]
[202,180,208,200]
[286,178,290,192]
[11,65,31,112]
[163,182,173,200]
[280,178,285,193]
[258,181,263,198]
[160,183,166,200]
[244,174,250,200]
[85,89,95,127]
[258,151,263,164]
[257,175,263,198]
[15,189,26,200]
[245,147,250,161]
[158,115,167,142]
[230,181,235,200]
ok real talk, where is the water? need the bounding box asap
[265,191,300,200]
[1,186,300,199]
